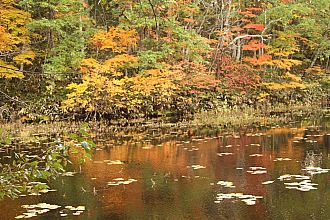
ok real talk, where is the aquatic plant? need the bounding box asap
[0,123,95,199]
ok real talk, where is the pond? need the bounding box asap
[0,119,329,219]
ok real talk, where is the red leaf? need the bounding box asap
[239,11,256,17]
[232,27,244,32]
[241,18,252,23]
[242,40,265,51]
[243,24,265,31]
[245,8,263,12]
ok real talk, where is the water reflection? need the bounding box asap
[0,122,329,219]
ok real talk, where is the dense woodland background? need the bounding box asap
[0,0,329,121]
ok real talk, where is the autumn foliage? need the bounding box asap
[0,0,329,120]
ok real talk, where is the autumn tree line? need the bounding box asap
[0,0,329,121]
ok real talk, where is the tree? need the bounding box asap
[0,0,34,78]
[18,0,94,79]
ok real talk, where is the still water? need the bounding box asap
[0,120,329,219]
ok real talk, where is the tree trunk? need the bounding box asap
[310,48,320,68]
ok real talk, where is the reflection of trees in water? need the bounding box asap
[303,151,322,168]
[325,135,330,149]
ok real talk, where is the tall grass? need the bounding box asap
[192,103,329,128]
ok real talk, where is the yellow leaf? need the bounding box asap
[0,59,24,78]
[91,27,138,52]
[13,50,35,65]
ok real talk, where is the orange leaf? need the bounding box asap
[242,40,265,51]
[243,24,265,31]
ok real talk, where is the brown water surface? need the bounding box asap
[0,120,329,219]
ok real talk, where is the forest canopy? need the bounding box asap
[0,0,329,121]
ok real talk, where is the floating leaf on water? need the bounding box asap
[274,157,292,161]
[284,182,300,186]
[38,209,49,214]
[23,212,36,216]
[247,166,267,175]
[280,175,318,191]
[28,193,41,196]
[76,206,85,211]
[62,172,77,177]
[217,180,235,188]
[215,193,262,205]
[274,158,283,161]
[278,174,292,181]
[107,160,124,165]
[237,195,254,199]
[60,214,68,217]
[28,181,45,185]
[291,175,310,180]
[302,167,329,175]
[262,180,274,185]
[285,186,299,190]
[249,154,263,157]
[108,182,120,186]
[39,189,57,194]
[108,177,137,186]
[236,167,243,170]
[217,153,233,156]
[249,167,266,170]
[301,182,317,186]
[296,187,310,192]
[301,185,317,190]
[251,171,266,174]
[142,146,153,149]
[15,215,25,219]
[195,138,204,142]
[191,165,206,170]
[242,199,256,205]
[36,203,60,210]
[283,158,292,161]
[121,181,131,185]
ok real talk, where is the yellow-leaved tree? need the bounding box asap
[63,27,177,117]
[0,0,35,78]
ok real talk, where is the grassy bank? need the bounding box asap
[1,104,329,143]
[192,104,329,128]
